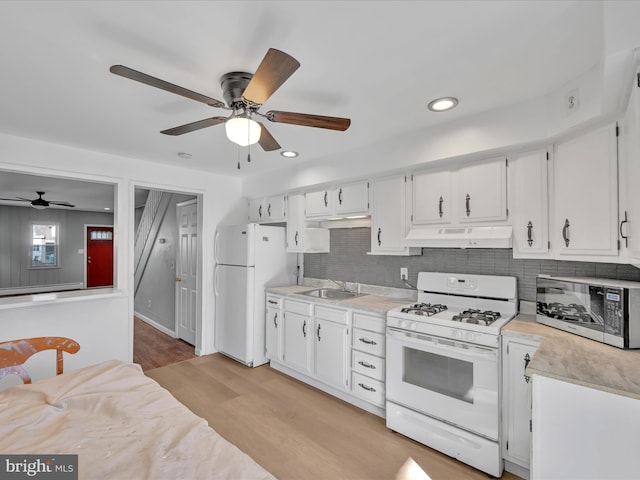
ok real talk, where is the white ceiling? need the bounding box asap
[0,0,624,184]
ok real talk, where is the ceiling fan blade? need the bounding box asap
[48,201,75,208]
[242,49,300,105]
[161,116,228,136]
[0,197,29,202]
[266,110,351,131]
[110,65,227,108]
[257,123,281,151]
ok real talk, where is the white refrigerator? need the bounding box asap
[214,224,297,367]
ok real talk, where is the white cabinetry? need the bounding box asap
[282,299,312,373]
[305,181,369,218]
[412,169,452,225]
[370,174,420,255]
[621,70,640,266]
[502,335,540,473]
[248,194,286,223]
[286,194,329,253]
[553,124,619,258]
[350,312,386,407]
[458,157,508,223]
[313,305,349,390]
[265,294,283,361]
[510,149,549,257]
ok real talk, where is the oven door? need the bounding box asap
[386,326,499,440]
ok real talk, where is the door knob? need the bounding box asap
[175,277,182,282]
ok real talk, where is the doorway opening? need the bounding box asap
[132,187,202,364]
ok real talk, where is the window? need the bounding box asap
[31,222,59,268]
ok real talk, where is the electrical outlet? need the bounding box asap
[147,299,151,308]
[400,267,408,280]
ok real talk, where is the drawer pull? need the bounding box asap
[358,337,377,345]
[267,299,278,305]
[358,360,376,369]
[358,383,376,392]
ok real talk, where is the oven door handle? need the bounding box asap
[386,327,497,360]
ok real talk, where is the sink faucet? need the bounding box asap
[328,279,348,291]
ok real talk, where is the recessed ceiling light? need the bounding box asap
[104,207,111,211]
[177,152,192,159]
[281,150,299,158]
[428,97,458,112]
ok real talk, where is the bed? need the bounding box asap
[0,356,276,479]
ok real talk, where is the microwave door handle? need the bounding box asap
[387,327,497,360]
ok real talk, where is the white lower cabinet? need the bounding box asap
[502,335,540,474]
[313,305,349,390]
[267,295,387,416]
[350,312,386,407]
[282,299,312,374]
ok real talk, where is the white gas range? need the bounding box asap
[385,272,518,477]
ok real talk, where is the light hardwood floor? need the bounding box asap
[146,354,522,480]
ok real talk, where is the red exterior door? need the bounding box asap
[86,226,114,288]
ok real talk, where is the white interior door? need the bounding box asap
[176,200,198,345]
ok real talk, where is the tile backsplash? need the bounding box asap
[303,228,640,301]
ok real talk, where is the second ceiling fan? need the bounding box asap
[110,48,351,155]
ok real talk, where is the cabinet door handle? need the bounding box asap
[258,204,263,218]
[524,352,531,383]
[377,228,382,246]
[438,196,444,218]
[268,299,278,305]
[359,337,377,345]
[562,218,570,247]
[358,383,376,392]
[317,323,321,341]
[273,313,278,328]
[338,188,343,205]
[620,211,629,248]
[294,231,299,245]
[465,194,471,217]
[302,320,307,337]
[267,203,272,217]
[324,191,328,207]
[527,221,533,247]
[358,360,376,369]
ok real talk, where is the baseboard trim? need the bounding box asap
[134,312,177,338]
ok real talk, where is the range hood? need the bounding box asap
[405,226,513,248]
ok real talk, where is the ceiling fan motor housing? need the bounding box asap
[220,72,254,109]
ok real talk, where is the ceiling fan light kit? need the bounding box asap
[110,48,351,167]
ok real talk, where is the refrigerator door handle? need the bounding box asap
[214,230,221,264]
[213,265,220,296]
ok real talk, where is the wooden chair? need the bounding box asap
[0,337,80,384]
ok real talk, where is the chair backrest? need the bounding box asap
[0,337,80,384]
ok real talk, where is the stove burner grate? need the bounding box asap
[451,309,501,326]
[400,303,448,317]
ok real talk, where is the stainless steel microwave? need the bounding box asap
[536,275,640,349]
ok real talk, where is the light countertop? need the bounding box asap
[266,285,409,315]
[504,315,640,400]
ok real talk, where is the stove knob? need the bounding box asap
[467,332,476,343]
[451,329,461,340]
[400,320,407,329]
[410,322,417,331]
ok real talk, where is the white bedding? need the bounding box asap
[0,360,276,480]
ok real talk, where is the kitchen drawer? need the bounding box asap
[266,295,282,308]
[352,350,385,381]
[315,305,348,325]
[352,312,385,333]
[284,299,312,315]
[352,328,385,357]
[352,372,385,406]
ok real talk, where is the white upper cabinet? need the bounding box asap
[458,157,508,223]
[370,174,420,255]
[305,181,369,218]
[510,149,549,257]
[412,169,452,225]
[286,193,329,253]
[621,70,640,266]
[553,123,619,258]
[248,194,286,223]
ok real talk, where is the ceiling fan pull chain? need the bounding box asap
[237,145,241,170]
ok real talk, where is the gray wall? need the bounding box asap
[0,205,114,289]
[304,228,640,302]
[134,194,195,331]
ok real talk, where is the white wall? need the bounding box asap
[0,131,246,373]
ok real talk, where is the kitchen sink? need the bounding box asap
[299,288,366,300]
